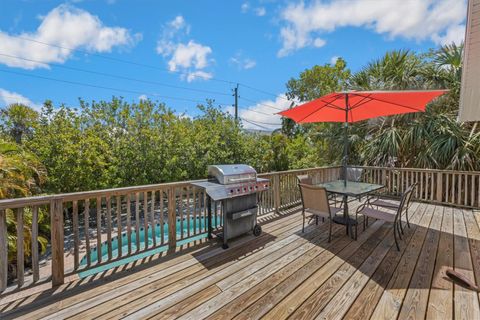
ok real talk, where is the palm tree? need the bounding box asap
[350,44,479,170]
[0,140,48,283]
[0,104,39,145]
[0,140,46,198]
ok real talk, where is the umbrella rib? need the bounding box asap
[348,93,426,112]
[349,94,374,110]
[295,94,345,123]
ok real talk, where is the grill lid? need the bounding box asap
[208,164,257,185]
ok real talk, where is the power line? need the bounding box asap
[0,68,231,105]
[238,83,290,102]
[10,36,235,84]
[7,36,292,106]
[0,53,231,97]
[240,116,281,126]
[237,105,273,116]
[239,96,284,111]
[4,36,295,113]
[241,118,273,131]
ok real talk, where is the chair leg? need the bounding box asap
[316,216,319,225]
[397,222,403,240]
[363,217,366,231]
[302,213,305,233]
[328,219,332,242]
[399,217,405,235]
[394,223,400,251]
[406,208,411,228]
[322,217,325,223]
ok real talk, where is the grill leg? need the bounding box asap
[207,197,213,239]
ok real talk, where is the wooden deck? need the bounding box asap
[1,201,480,319]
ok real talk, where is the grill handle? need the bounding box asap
[232,208,256,220]
[227,177,255,183]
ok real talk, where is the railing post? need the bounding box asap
[436,172,443,203]
[0,209,7,292]
[273,174,281,213]
[50,199,64,286]
[168,187,177,251]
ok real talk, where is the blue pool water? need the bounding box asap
[78,215,221,278]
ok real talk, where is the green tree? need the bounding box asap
[0,140,45,198]
[0,104,39,144]
[286,57,351,102]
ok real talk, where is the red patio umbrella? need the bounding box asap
[279,90,448,185]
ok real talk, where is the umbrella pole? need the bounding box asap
[343,94,349,187]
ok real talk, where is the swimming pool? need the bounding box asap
[78,215,221,277]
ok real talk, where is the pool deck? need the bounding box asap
[1,201,480,319]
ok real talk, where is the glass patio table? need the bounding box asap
[316,180,384,236]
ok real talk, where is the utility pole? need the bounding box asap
[233,83,239,121]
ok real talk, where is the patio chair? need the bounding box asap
[298,183,342,242]
[355,186,414,250]
[342,167,364,182]
[368,182,418,234]
[297,174,338,207]
[297,174,313,185]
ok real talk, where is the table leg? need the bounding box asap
[331,195,356,239]
[343,195,349,235]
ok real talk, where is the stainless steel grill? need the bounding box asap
[191,164,269,249]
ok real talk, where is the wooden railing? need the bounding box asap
[2,164,478,294]
[353,166,480,208]
[0,166,340,294]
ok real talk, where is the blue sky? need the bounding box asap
[0,0,467,130]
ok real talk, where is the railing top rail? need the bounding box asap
[0,166,342,210]
[258,165,342,177]
[350,165,480,175]
[0,179,206,210]
[3,164,478,210]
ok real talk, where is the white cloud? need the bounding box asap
[138,94,147,101]
[185,70,213,82]
[230,52,257,70]
[227,94,294,131]
[330,56,339,64]
[168,41,212,71]
[0,88,42,111]
[242,2,267,17]
[278,0,467,56]
[255,7,267,16]
[241,2,250,13]
[0,4,141,69]
[156,16,213,82]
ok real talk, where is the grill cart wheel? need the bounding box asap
[253,224,262,236]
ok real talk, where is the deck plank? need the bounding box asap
[453,208,480,320]
[397,205,443,319]
[54,214,308,320]
[0,202,478,320]
[293,202,425,320]
[177,225,336,319]
[253,221,386,319]
[5,211,303,320]
[369,202,435,319]
[206,222,357,320]
[426,206,454,319]
[468,210,480,308]
[342,202,424,319]
[118,215,341,319]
